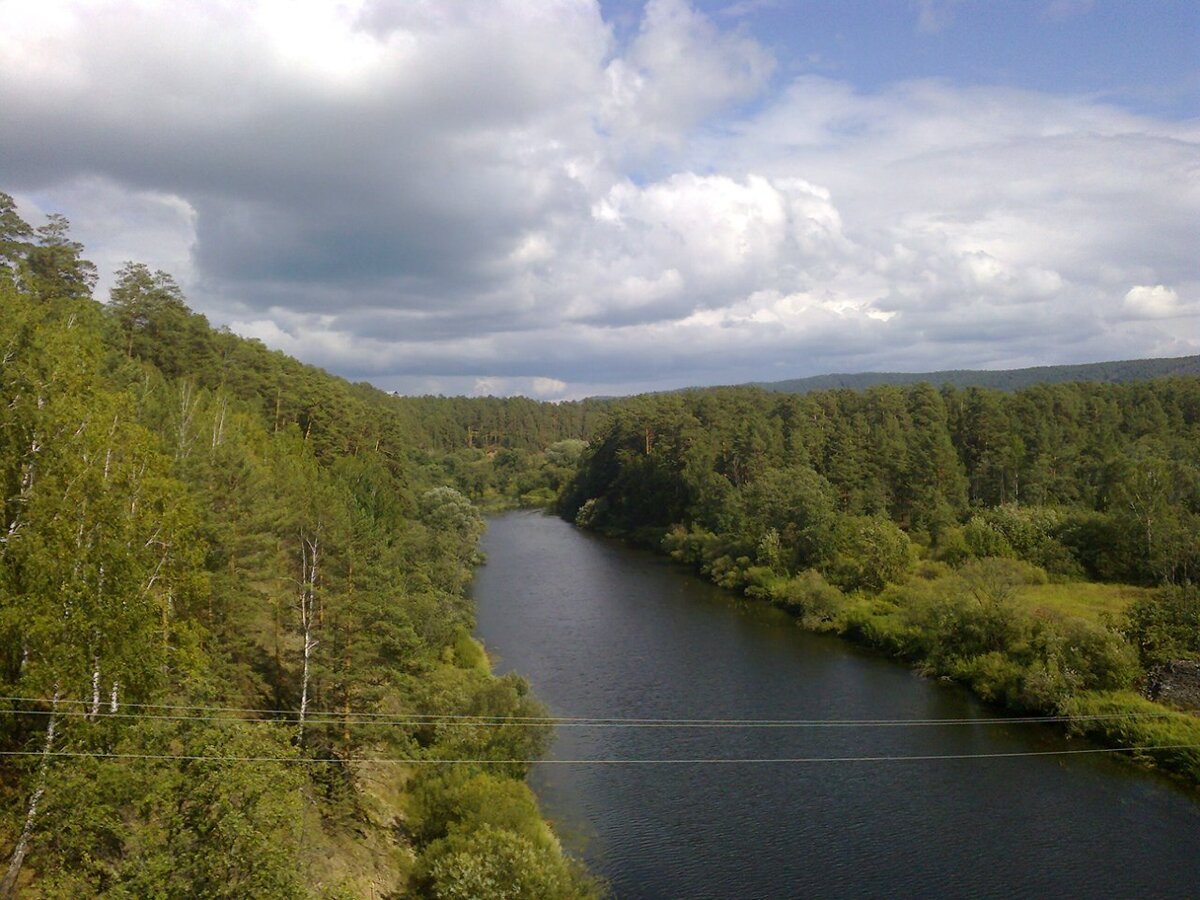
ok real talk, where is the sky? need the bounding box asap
[1,0,1197,399]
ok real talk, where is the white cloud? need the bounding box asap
[531,377,569,397]
[597,173,788,282]
[1122,284,1185,319]
[601,0,774,153]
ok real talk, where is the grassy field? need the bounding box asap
[1017,581,1152,624]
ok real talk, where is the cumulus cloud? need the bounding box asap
[0,0,1197,398]
[1122,285,1189,319]
[601,0,774,154]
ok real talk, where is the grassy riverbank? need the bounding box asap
[655,527,1200,788]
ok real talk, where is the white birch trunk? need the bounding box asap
[177,381,197,461]
[90,656,101,719]
[0,690,59,899]
[297,533,319,743]
[211,397,227,457]
[2,437,41,548]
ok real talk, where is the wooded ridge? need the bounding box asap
[557,378,1200,785]
[747,355,1200,394]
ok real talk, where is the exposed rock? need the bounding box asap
[1144,660,1200,713]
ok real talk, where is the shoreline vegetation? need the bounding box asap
[658,531,1200,787]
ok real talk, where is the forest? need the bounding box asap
[0,194,601,897]
[750,353,1200,394]
[3,187,1200,897]
[558,380,1200,783]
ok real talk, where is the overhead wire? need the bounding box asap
[0,745,1197,765]
[3,697,1191,767]
[0,696,1181,729]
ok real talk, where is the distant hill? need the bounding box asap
[748,355,1200,394]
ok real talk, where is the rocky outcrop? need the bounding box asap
[1144,660,1200,713]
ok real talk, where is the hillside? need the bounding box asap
[0,194,598,898]
[748,355,1200,394]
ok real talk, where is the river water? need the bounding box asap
[472,510,1200,899]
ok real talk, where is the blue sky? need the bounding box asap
[669,1,1200,117]
[1,0,1197,398]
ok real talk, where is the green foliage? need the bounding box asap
[0,203,594,897]
[565,374,1200,591]
[33,724,308,899]
[1061,691,1200,784]
[1126,584,1200,666]
[0,192,32,281]
[415,825,596,900]
[25,213,97,300]
[962,515,1016,559]
[408,770,554,848]
[825,515,914,593]
[109,261,217,380]
[732,466,836,573]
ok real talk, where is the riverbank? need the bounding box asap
[581,520,1200,790]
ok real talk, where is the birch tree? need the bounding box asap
[0,288,195,891]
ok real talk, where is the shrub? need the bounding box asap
[825,515,915,593]
[1126,584,1200,666]
[414,825,595,900]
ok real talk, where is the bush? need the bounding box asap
[574,497,607,529]
[914,558,954,580]
[662,524,715,567]
[934,525,971,566]
[963,516,1014,559]
[414,824,597,900]
[825,515,915,593]
[519,486,558,508]
[951,651,1027,706]
[1126,584,1200,666]
[408,770,553,847]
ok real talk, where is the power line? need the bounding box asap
[0,745,1197,765]
[0,697,1181,729]
[0,708,1181,729]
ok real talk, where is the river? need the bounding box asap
[472,510,1200,899]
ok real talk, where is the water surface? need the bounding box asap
[473,510,1200,899]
